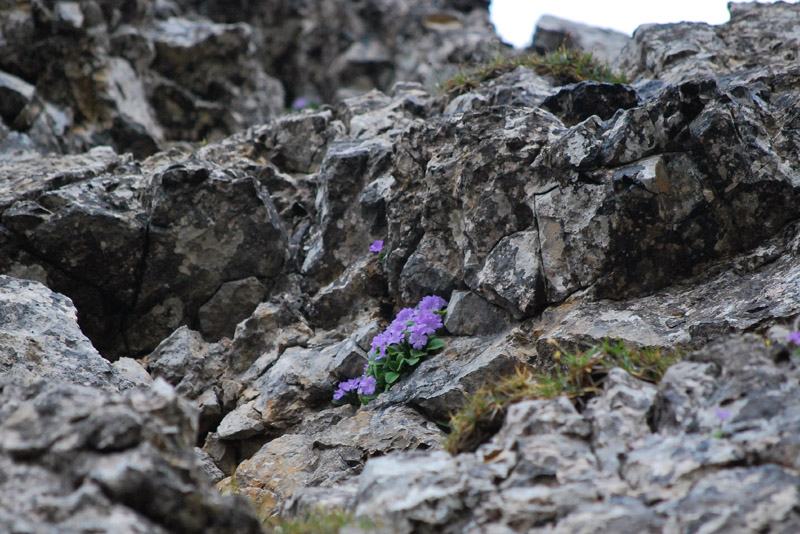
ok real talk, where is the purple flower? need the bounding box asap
[291,97,310,109]
[418,295,447,313]
[788,331,800,345]
[714,407,731,420]
[370,240,384,253]
[358,376,377,395]
[414,310,443,333]
[333,377,362,400]
[392,307,417,327]
[371,332,388,359]
[408,323,429,349]
[383,324,406,346]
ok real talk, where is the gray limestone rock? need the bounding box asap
[0,275,131,391]
[0,379,262,534]
[128,162,288,354]
[197,276,267,341]
[615,2,800,84]
[531,15,631,64]
[1,3,800,532]
[474,229,545,318]
[444,290,514,336]
[246,336,369,432]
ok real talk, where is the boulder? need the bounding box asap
[0,275,132,391]
[0,379,262,534]
[531,15,631,64]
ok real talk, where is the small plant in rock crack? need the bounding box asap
[333,295,448,406]
[443,339,683,454]
[788,318,800,357]
[369,239,386,262]
[711,406,732,439]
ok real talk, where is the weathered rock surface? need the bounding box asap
[350,335,800,533]
[0,378,262,534]
[0,275,132,391]
[531,14,631,64]
[0,0,501,157]
[1,1,799,532]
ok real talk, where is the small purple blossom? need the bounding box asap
[415,310,443,333]
[392,307,416,327]
[714,407,732,420]
[370,240,384,253]
[788,331,800,345]
[358,376,377,395]
[291,97,310,109]
[371,333,389,359]
[418,295,447,313]
[333,377,362,400]
[383,325,406,346]
[408,323,430,350]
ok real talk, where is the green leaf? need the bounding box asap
[410,348,427,358]
[385,371,400,384]
[359,393,379,405]
[406,357,420,366]
[387,346,402,355]
[388,360,401,372]
[426,337,445,351]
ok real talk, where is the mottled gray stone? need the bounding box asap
[379,335,523,421]
[216,401,265,440]
[615,2,800,84]
[306,255,387,329]
[541,81,639,126]
[253,109,336,174]
[0,275,131,391]
[250,337,368,431]
[2,3,800,532]
[146,326,226,401]
[583,368,657,474]
[194,447,226,485]
[197,276,267,341]
[668,466,800,533]
[301,136,394,284]
[474,229,544,318]
[532,15,631,64]
[128,163,288,354]
[0,379,262,534]
[443,290,514,336]
[113,357,154,389]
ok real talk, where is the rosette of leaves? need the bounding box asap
[334,295,448,405]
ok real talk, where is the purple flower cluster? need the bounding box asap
[333,375,377,400]
[370,295,448,355]
[333,294,448,404]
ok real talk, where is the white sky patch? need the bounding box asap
[489,0,797,48]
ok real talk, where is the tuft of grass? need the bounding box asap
[440,46,628,96]
[263,509,380,534]
[442,339,681,454]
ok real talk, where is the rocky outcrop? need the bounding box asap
[0,0,501,158]
[1,1,799,532]
[0,281,260,533]
[531,14,631,64]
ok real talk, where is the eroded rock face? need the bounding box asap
[0,378,262,534]
[351,335,800,533]
[0,0,502,158]
[0,275,132,391]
